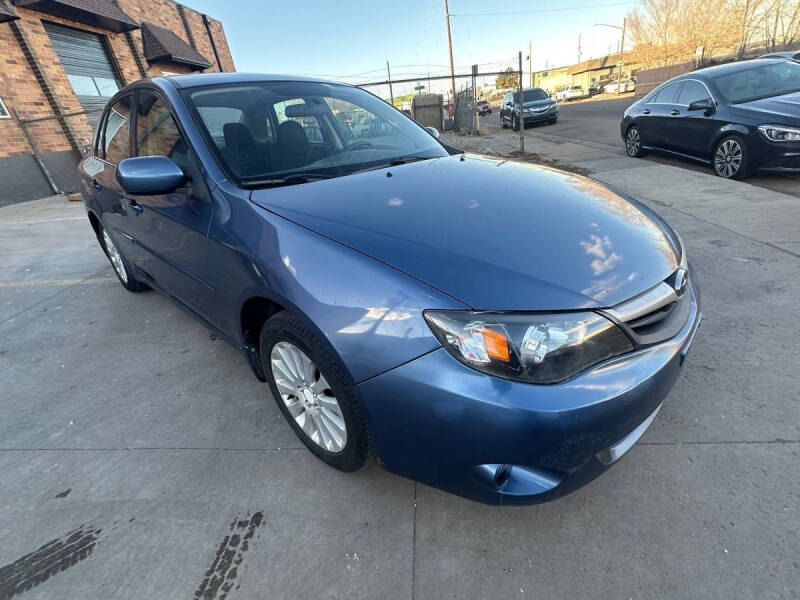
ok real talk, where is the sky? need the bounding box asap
[185,0,634,98]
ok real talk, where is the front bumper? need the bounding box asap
[749,131,800,172]
[522,107,558,123]
[357,279,701,505]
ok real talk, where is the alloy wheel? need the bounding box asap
[270,341,347,453]
[714,138,742,178]
[102,229,128,284]
[625,128,641,156]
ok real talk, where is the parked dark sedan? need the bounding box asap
[79,73,700,505]
[500,87,558,130]
[621,58,800,178]
[476,99,492,115]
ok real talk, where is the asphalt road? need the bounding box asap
[480,97,800,198]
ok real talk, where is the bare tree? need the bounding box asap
[627,0,798,66]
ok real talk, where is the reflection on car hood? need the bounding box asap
[251,155,679,310]
[731,90,800,121]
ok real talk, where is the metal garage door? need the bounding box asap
[43,22,122,129]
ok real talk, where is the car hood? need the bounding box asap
[731,90,800,121]
[251,155,679,310]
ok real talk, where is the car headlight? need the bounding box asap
[424,310,633,384]
[759,124,800,142]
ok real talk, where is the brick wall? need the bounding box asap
[0,0,234,164]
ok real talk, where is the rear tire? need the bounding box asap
[260,311,374,472]
[98,224,147,292]
[713,135,750,179]
[624,126,647,158]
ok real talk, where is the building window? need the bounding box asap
[0,97,9,119]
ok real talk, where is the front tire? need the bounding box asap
[260,311,374,472]
[512,115,520,131]
[625,126,647,158]
[99,225,147,292]
[713,135,749,179]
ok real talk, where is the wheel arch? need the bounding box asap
[87,209,102,239]
[712,124,750,151]
[238,290,357,387]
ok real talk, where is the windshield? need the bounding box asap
[513,89,548,103]
[714,61,800,103]
[183,81,447,185]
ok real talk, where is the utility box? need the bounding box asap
[411,94,443,130]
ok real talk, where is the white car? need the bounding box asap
[604,79,636,93]
[556,85,584,102]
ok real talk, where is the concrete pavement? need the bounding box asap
[1,185,799,599]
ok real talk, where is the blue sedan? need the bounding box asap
[79,74,701,505]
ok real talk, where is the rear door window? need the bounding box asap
[676,80,710,106]
[649,82,681,104]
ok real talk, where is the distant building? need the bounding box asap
[0,0,235,205]
[532,52,639,93]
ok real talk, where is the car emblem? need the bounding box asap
[673,268,688,297]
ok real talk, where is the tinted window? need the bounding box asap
[677,80,710,105]
[714,61,800,103]
[103,95,131,164]
[649,82,680,104]
[135,92,188,170]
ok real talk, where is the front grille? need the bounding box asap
[602,271,691,347]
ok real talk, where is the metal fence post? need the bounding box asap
[14,108,60,195]
[518,51,524,154]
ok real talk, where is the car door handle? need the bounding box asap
[128,198,143,215]
[670,110,680,116]
[91,179,102,191]
[642,108,651,115]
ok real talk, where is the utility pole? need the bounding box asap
[444,0,456,118]
[528,40,532,88]
[577,33,582,63]
[617,17,626,95]
[518,50,524,154]
[386,61,394,106]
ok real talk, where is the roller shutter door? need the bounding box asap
[43,22,122,129]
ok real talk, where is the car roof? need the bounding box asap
[685,57,788,79]
[155,72,351,89]
[759,50,800,59]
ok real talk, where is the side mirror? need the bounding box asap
[688,98,714,112]
[425,126,440,138]
[117,156,185,195]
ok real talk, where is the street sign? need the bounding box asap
[414,84,425,92]
[616,60,625,67]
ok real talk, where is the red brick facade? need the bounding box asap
[0,0,234,163]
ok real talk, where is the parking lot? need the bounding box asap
[480,96,800,199]
[2,137,799,599]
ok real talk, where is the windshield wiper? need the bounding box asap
[240,173,336,189]
[353,156,434,175]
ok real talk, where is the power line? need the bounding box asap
[450,1,634,17]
